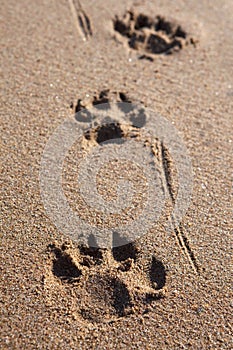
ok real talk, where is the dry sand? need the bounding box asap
[1,0,233,349]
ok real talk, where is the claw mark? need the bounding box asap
[49,244,82,282]
[173,224,200,273]
[161,142,175,203]
[159,142,199,274]
[68,0,92,41]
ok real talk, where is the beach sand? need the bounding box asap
[1,0,232,348]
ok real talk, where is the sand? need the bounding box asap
[1,0,233,349]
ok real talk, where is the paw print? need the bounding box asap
[46,234,166,324]
[113,10,197,59]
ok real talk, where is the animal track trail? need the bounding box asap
[68,0,92,41]
[113,10,197,60]
[45,237,166,324]
[71,90,199,274]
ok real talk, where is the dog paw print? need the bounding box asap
[47,235,166,324]
[73,89,132,114]
[72,89,147,130]
[113,10,197,59]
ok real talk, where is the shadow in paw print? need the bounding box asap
[83,122,125,144]
[75,110,92,123]
[74,90,133,115]
[112,232,138,262]
[147,34,181,54]
[134,13,153,30]
[74,99,93,122]
[81,274,132,322]
[96,123,124,144]
[112,232,139,272]
[49,245,82,283]
[78,234,103,265]
[92,90,132,110]
[113,277,132,316]
[155,17,186,38]
[129,108,147,128]
[150,256,166,290]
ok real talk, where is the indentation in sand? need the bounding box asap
[43,239,166,324]
[113,10,197,59]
